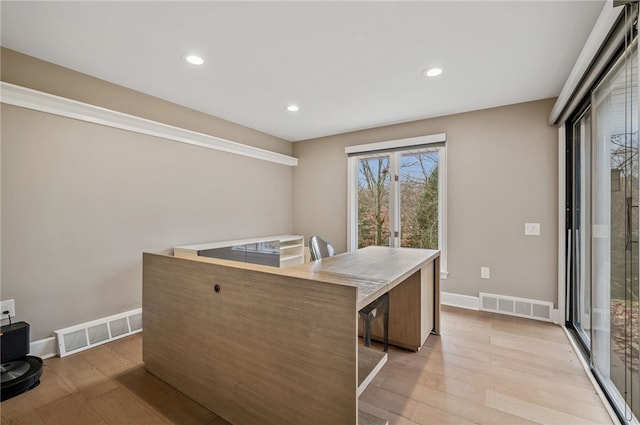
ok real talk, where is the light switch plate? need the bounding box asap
[481,267,490,279]
[524,223,541,236]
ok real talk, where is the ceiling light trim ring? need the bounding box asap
[184,54,204,65]
[424,67,443,78]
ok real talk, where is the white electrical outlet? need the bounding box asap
[481,267,490,279]
[1,299,16,318]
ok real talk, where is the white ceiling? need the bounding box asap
[1,1,604,142]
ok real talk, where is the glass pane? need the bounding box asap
[357,156,391,248]
[592,46,639,419]
[399,151,439,249]
[572,111,592,343]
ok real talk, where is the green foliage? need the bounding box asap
[407,166,438,249]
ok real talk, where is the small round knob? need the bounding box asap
[214,284,221,293]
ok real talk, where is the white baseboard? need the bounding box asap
[441,292,479,310]
[30,336,58,359]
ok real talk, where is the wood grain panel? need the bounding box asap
[387,271,421,350]
[292,246,440,310]
[143,253,358,425]
[432,256,441,335]
[367,261,437,351]
[421,264,433,345]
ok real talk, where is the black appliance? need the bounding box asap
[1,322,43,401]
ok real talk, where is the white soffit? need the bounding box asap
[0,82,298,167]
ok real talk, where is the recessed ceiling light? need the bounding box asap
[286,104,299,112]
[424,67,443,77]
[184,54,204,65]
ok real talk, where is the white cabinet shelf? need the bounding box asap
[174,235,305,268]
[278,237,305,267]
[280,254,303,262]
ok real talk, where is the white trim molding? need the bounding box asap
[441,292,479,310]
[30,336,57,359]
[557,125,567,325]
[438,144,448,276]
[346,155,358,251]
[0,82,298,167]
[345,133,446,155]
[345,136,448,277]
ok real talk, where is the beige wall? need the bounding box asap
[1,48,292,156]
[292,99,558,306]
[1,50,294,340]
[1,47,560,340]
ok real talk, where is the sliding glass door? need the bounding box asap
[568,42,639,423]
[592,45,639,421]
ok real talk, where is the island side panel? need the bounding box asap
[387,270,422,351]
[421,261,434,344]
[143,253,357,425]
[368,259,438,351]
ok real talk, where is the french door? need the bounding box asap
[356,155,392,247]
[353,148,442,251]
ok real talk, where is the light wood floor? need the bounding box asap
[1,306,614,425]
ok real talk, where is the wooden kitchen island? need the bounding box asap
[143,246,440,425]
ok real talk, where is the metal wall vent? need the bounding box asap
[87,323,109,345]
[479,292,553,322]
[63,329,88,353]
[54,308,142,357]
